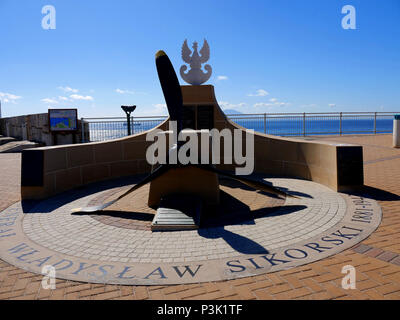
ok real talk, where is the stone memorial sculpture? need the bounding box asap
[72,51,292,213]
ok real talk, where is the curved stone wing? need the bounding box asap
[199,39,210,63]
[181,39,192,64]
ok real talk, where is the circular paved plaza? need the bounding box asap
[0,176,381,285]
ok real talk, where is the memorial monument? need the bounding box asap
[0,40,381,286]
[72,48,292,231]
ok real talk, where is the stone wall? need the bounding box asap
[182,85,363,192]
[0,113,89,146]
[21,119,169,199]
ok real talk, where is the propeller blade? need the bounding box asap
[155,50,183,133]
[74,50,186,214]
[71,164,171,213]
[193,164,295,199]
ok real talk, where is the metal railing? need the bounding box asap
[81,116,167,142]
[228,112,396,136]
[81,112,398,142]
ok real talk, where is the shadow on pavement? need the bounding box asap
[21,175,146,214]
[198,227,270,255]
[344,185,400,201]
[72,210,154,221]
[219,176,313,199]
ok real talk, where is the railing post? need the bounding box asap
[339,112,342,136]
[131,116,134,135]
[374,112,377,134]
[263,113,266,134]
[81,117,85,143]
[303,113,306,136]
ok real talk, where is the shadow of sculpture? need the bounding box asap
[219,176,313,199]
[71,210,154,221]
[276,186,313,199]
[218,177,282,200]
[201,188,307,227]
[197,203,306,255]
[343,185,400,202]
[203,204,307,228]
[196,188,307,254]
[197,227,270,255]
[21,174,147,214]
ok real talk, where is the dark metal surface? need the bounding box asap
[121,105,136,135]
[21,149,44,187]
[155,51,183,134]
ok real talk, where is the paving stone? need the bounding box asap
[390,256,400,266]
[376,251,398,262]
[352,244,372,254]
[365,248,385,258]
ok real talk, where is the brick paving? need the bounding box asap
[1,134,400,299]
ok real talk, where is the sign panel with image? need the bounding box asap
[48,109,78,132]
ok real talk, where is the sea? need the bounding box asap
[88,117,394,142]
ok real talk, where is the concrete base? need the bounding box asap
[148,166,220,207]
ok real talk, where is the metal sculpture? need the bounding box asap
[72,51,292,213]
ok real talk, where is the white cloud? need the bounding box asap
[58,86,78,93]
[58,96,69,101]
[0,92,22,104]
[152,103,168,115]
[248,89,269,97]
[217,76,228,81]
[254,101,290,108]
[116,88,147,95]
[0,93,21,100]
[219,101,246,110]
[70,94,94,101]
[269,98,277,102]
[116,88,134,94]
[328,103,336,107]
[41,98,59,104]
[254,102,274,107]
[153,103,167,111]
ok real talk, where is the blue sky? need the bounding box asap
[1,0,399,118]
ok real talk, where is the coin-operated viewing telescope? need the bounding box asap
[121,105,136,136]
